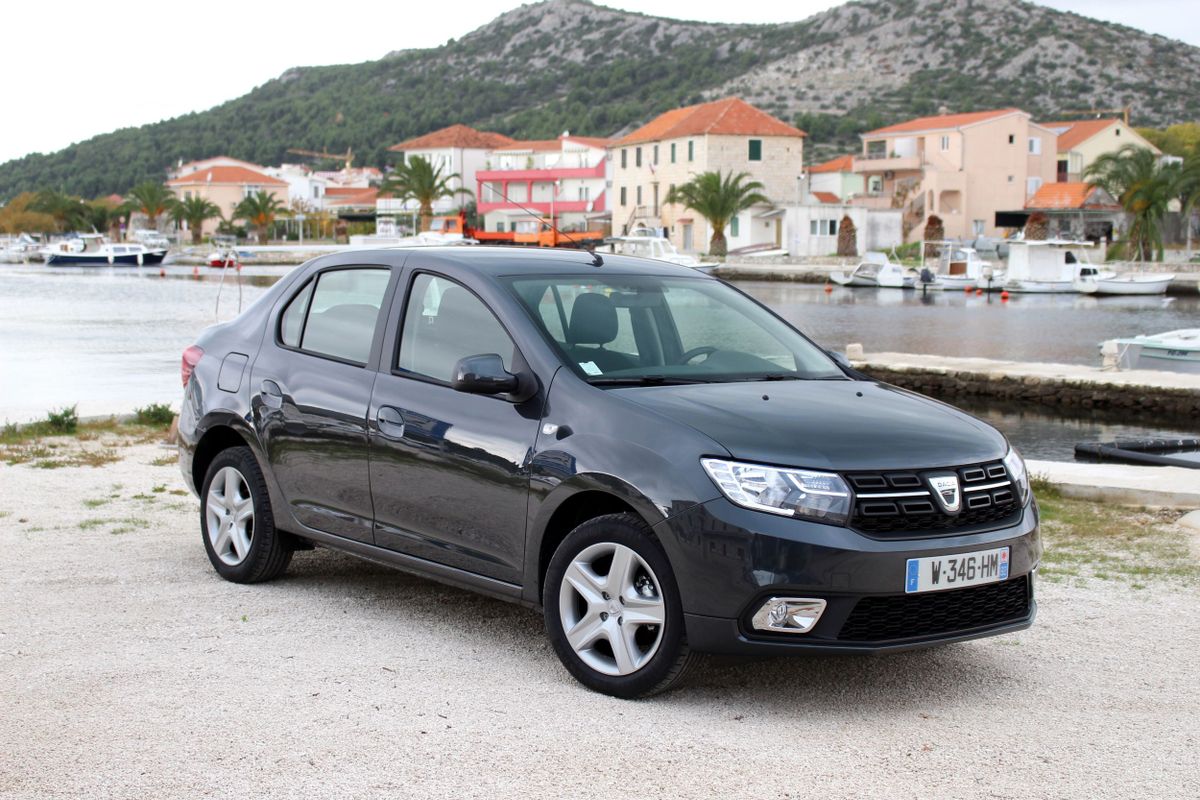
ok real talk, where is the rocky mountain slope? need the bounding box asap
[2,0,1197,198]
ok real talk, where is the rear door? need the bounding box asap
[251,265,395,542]
[368,271,542,583]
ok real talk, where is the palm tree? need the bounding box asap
[664,171,768,257]
[1175,147,1200,259]
[382,155,469,232]
[124,181,175,232]
[235,191,285,244]
[170,195,221,244]
[1084,144,1179,261]
[82,198,123,240]
[29,190,89,231]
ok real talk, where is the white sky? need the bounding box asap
[0,0,1195,165]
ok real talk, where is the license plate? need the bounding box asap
[905,547,1009,594]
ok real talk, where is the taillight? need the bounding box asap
[182,345,204,387]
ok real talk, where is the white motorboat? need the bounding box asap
[603,228,719,271]
[1005,240,1112,293]
[922,241,1005,291]
[1075,272,1174,296]
[1107,329,1200,374]
[832,251,918,287]
[1,233,42,262]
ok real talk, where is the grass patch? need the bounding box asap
[79,517,150,534]
[82,498,111,508]
[134,403,175,427]
[1,409,171,467]
[150,454,178,467]
[1036,487,1198,586]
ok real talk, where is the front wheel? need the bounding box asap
[199,446,292,584]
[544,513,700,698]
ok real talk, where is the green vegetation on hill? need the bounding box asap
[1,0,1199,199]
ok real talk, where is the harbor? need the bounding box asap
[2,262,1196,466]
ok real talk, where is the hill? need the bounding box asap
[2,0,1199,199]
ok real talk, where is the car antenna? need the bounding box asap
[480,184,604,267]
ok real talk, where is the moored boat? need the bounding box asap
[602,227,719,271]
[42,234,167,266]
[1075,272,1174,296]
[1005,240,1111,293]
[1107,329,1200,373]
[922,241,1005,291]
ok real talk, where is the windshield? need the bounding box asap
[508,275,844,384]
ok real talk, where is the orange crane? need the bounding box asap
[286,147,355,169]
[1053,106,1133,125]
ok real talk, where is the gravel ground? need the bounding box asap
[1,442,1198,799]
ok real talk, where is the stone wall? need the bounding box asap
[859,364,1200,419]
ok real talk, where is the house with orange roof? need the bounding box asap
[385,124,516,219]
[610,97,805,253]
[165,165,288,237]
[1036,119,1160,183]
[852,108,1058,241]
[808,154,863,202]
[168,155,267,181]
[475,133,613,234]
[1015,181,1122,241]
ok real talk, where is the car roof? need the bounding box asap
[367,245,710,279]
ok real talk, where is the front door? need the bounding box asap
[252,266,392,542]
[368,273,542,583]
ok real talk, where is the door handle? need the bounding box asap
[376,405,406,440]
[260,379,284,409]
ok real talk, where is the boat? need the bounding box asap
[1004,240,1112,293]
[1075,272,1174,296]
[1,233,42,263]
[1106,329,1200,374]
[42,234,167,266]
[831,251,918,288]
[1075,438,1200,469]
[922,241,1005,291]
[602,228,719,271]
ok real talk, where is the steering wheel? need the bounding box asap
[678,346,718,364]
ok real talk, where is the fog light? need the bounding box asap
[751,598,827,634]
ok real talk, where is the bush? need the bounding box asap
[134,403,175,427]
[46,405,78,434]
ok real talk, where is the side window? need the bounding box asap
[398,274,516,382]
[290,268,390,363]
[279,279,314,347]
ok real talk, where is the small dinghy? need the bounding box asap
[1075,272,1174,296]
[1107,329,1200,373]
[1075,438,1200,469]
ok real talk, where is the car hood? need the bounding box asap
[612,379,1007,471]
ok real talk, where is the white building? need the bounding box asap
[783,203,903,258]
[384,124,515,217]
[263,164,330,210]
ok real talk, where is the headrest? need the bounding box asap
[568,292,618,345]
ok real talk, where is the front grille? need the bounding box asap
[837,575,1030,642]
[846,460,1020,536]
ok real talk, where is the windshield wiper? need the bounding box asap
[588,375,713,386]
[741,373,849,382]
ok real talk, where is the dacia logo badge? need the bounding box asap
[927,473,961,514]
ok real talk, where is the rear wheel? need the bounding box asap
[544,513,700,698]
[199,446,292,583]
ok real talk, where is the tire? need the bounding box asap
[199,446,292,584]
[544,513,701,698]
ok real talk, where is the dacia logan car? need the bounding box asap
[179,246,1040,698]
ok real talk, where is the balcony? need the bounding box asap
[852,155,922,174]
[476,160,606,183]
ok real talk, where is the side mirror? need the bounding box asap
[452,354,519,396]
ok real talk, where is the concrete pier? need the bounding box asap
[1028,459,1200,508]
[852,352,1200,417]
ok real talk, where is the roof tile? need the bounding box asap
[389,124,516,152]
[810,154,855,174]
[1025,182,1118,210]
[864,109,1023,137]
[616,97,804,146]
[166,166,287,187]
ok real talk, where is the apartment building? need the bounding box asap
[852,109,1058,241]
[610,97,805,253]
[1037,118,1161,182]
[384,124,516,217]
[475,134,612,233]
[165,165,288,236]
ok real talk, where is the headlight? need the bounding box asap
[701,458,851,525]
[1003,447,1031,505]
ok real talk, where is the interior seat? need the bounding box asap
[566,293,637,373]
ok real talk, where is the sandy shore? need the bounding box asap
[1,441,1198,799]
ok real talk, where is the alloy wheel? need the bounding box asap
[205,466,255,566]
[557,541,666,676]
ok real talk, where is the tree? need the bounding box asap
[1024,211,1050,240]
[81,198,123,240]
[0,192,59,234]
[1085,144,1179,261]
[664,170,767,257]
[235,190,285,244]
[171,195,222,244]
[923,215,944,258]
[1175,148,1200,259]
[124,181,175,231]
[836,214,857,256]
[28,190,89,231]
[382,155,469,232]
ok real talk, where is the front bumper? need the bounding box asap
[656,496,1041,655]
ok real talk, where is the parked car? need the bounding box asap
[178,246,1041,698]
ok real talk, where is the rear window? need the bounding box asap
[279,268,390,364]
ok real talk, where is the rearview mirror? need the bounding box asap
[452,354,519,396]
